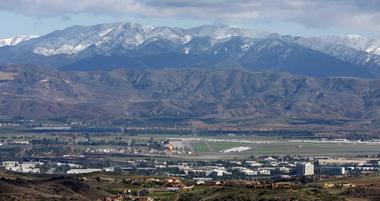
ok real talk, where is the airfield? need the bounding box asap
[167,136,380,159]
[2,130,380,161]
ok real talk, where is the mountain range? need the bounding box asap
[1,22,380,128]
[1,64,380,130]
[1,23,380,78]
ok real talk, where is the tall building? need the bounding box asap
[296,162,314,176]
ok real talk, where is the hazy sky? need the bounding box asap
[1,0,380,38]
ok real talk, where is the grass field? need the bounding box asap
[149,191,178,200]
[190,139,380,157]
[246,142,380,156]
[191,141,212,153]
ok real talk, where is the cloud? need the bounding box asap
[1,0,380,32]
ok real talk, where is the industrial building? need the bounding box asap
[296,162,314,176]
[319,166,345,176]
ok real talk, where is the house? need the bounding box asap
[182,185,194,191]
[137,188,150,197]
[105,195,128,201]
[323,183,335,189]
[196,180,205,185]
[135,197,154,201]
[340,182,356,188]
[271,182,293,189]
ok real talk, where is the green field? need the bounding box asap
[191,140,380,157]
[246,142,380,156]
[149,191,178,200]
[191,141,212,153]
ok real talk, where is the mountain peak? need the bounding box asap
[1,22,380,78]
[13,22,266,56]
[0,35,38,47]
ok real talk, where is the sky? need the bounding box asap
[0,0,380,38]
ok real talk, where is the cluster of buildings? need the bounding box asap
[1,160,116,175]
[2,161,42,173]
[1,155,379,181]
[67,167,114,174]
[164,157,292,179]
[292,158,376,177]
[136,156,380,180]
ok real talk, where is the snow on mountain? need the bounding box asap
[27,23,143,56]
[12,23,268,57]
[365,37,380,55]
[186,24,268,41]
[289,34,380,71]
[319,34,368,49]
[0,35,38,47]
[21,23,192,56]
[308,34,380,56]
[3,22,380,77]
[3,23,380,60]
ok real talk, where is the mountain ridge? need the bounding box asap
[1,64,380,130]
[0,35,38,47]
[0,22,380,79]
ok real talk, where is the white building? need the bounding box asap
[241,168,258,176]
[296,162,314,176]
[206,168,226,177]
[246,161,263,167]
[103,167,115,172]
[2,161,41,173]
[258,169,271,175]
[67,168,102,174]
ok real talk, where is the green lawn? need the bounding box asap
[191,141,211,153]
[191,140,380,157]
[149,191,178,201]
[243,142,380,156]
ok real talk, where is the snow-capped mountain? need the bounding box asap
[305,34,380,56]
[0,35,38,47]
[15,23,268,57]
[6,22,379,59]
[1,22,380,78]
[290,35,380,76]
[319,35,368,49]
[366,37,380,55]
[186,24,267,40]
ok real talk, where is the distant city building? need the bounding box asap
[67,168,102,174]
[318,158,367,166]
[296,162,314,176]
[8,140,29,145]
[2,161,41,173]
[320,166,345,176]
[232,167,258,176]
[206,167,226,177]
[103,167,115,172]
[258,169,271,175]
